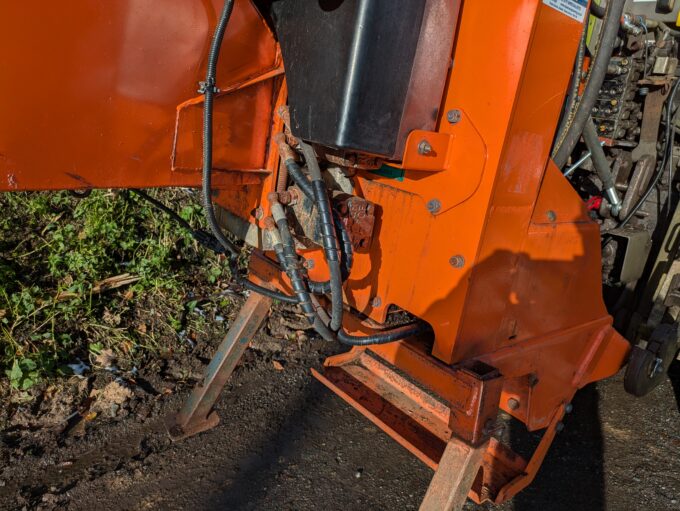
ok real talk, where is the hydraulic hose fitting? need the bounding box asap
[606,187,623,217]
[621,13,645,35]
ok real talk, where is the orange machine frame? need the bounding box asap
[0,0,631,506]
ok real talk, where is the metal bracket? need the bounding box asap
[167,292,272,441]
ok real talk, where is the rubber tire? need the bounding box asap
[624,324,678,397]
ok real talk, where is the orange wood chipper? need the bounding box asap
[2,1,680,508]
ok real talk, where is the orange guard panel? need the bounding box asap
[0,1,278,191]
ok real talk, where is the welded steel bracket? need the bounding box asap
[167,292,272,441]
[312,341,504,509]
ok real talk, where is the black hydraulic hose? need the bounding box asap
[308,213,354,294]
[272,197,429,346]
[284,157,354,291]
[238,270,300,304]
[312,298,431,346]
[555,22,588,148]
[271,203,317,323]
[583,118,621,213]
[284,159,315,201]
[299,141,344,331]
[337,323,430,346]
[553,0,625,168]
[590,1,605,19]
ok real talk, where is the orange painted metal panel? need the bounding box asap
[0,0,278,191]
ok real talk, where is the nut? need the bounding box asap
[427,199,442,214]
[449,255,465,268]
[446,109,462,124]
[418,140,433,156]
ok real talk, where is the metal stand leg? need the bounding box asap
[420,437,488,511]
[167,292,272,441]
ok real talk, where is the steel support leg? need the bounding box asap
[420,437,488,511]
[167,292,272,441]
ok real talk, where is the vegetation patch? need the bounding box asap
[0,189,232,391]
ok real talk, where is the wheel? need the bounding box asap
[624,324,679,397]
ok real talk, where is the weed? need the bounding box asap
[0,189,230,389]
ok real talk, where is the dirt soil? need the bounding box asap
[1,314,679,511]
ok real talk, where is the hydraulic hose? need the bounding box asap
[299,141,344,332]
[590,1,605,19]
[308,214,354,294]
[278,156,353,294]
[554,22,588,150]
[271,202,317,323]
[312,298,431,346]
[285,159,315,200]
[552,0,625,169]
[582,118,622,215]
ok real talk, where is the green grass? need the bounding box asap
[0,189,231,390]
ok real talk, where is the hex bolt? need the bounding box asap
[371,297,382,308]
[556,422,565,433]
[546,210,557,222]
[565,403,573,414]
[303,258,315,270]
[449,255,465,268]
[427,199,442,214]
[447,109,462,124]
[507,398,520,411]
[418,140,433,155]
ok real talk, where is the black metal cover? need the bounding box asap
[270,0,456,159]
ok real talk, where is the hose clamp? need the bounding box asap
[198,78,220,95]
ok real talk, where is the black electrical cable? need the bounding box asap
[201,0,239,258]
[130,189,227,254]
[130,189,299,303]
[197,0,299,305]
[618,78,680,228]
[553,0,625,168]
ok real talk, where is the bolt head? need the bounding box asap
[427,199,442,214]
[556,422,565,433]
[507,398,520,411]
[371,297,382,308]
[303,258,315,270]
[565,403,573,414]
[447,109,462,124]
[449,255,465,268]
[418,140,433,156]
[546,210,557,222]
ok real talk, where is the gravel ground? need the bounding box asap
[1,332,678,511]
